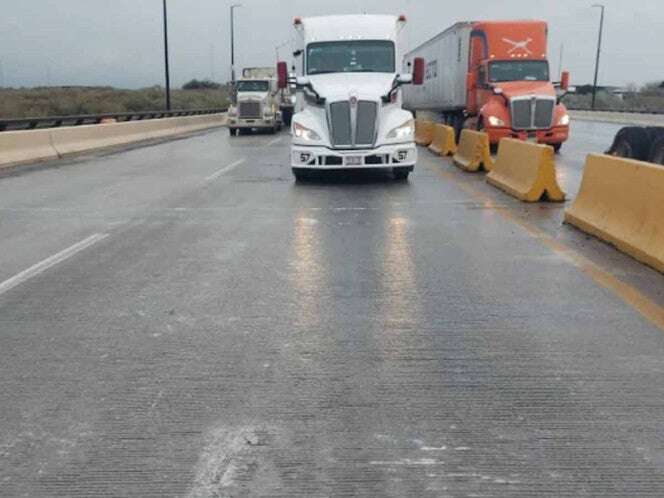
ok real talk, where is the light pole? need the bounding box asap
[591,4,605,110]
[230,4,242,84]
[162,0,172,111]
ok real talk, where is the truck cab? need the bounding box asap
[280,15,423,180]
[467,21,570,150]
[228,68,282,136]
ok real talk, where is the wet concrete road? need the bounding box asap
[1,122,664,497]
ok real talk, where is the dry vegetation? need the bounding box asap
[563,82,664,113]
[0,86,230,119]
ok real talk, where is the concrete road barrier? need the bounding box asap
[428,124,457,156]
[415,119,435,146]
[487,139,565,202]
[453,129,494,172]
[50,115,225,157]
[1,113,226,170]
[565,154,664,273]
[0,129,59,169]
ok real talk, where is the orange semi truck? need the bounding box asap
[403,20,570,151]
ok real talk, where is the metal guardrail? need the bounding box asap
[0,108,227,132]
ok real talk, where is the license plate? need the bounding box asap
[345,156,363,166]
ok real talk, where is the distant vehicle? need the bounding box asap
[278,14,424,181]
[606,126,664,165]
[228,67,282,136]
[403,20,571,152]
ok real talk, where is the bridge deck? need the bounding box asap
[1,121,663,496]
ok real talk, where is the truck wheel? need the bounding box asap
[606,127,651,160]
[393,167,412,181]
[282,109,293,127]
[452,114,466,142]
[648,134,664,165]
[476,117,484,132]
[553,143,562,154]
[292,168,312,182]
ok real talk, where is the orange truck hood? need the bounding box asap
[495,81,556,100]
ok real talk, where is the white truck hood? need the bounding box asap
[308,73,395,102]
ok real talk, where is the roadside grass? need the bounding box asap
[0,86,230,118]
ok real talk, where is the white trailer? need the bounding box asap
[402,23,472,113]
[278,15,424,181]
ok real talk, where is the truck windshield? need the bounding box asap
[489,61,549,83]
[235,81,269,92]
[307,41,395,75]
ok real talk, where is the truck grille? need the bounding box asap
[510,97,555,130]
[329,102,352,146]
[328,100,378,148]
[355,101,378,146]
[239,102,261,119]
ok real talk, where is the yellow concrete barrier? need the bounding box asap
[452,129,493,172]
[486,139,565,202]
[415,119,435,146]
[0,130,59,170]
[428,124,457,156]
[564,154,664,273]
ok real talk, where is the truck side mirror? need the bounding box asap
[412,57,425,86]
[277,61,288,89]
[466,72,477,91]
[560,71,570,92]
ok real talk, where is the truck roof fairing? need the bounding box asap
[297,15,402,44]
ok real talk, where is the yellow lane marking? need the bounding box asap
[431,164,664,333]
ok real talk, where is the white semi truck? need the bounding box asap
[228,67,283,136]
[277,15,424,180]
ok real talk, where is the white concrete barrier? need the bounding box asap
[1,113,226,170]
[0,130,59,169]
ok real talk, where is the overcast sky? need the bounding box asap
[1,0,662,89]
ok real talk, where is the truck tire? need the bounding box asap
[292,168,313,182]
[606,127,652,161]
[229,128,236,137]
[393,167,412,181]
[648,134,664,165]
[281,108,293,127]
[452,114,465,143]
[553,143,562,153]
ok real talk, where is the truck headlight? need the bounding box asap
[387,119,415,140]
[558,114,570,126]
[293,122,321,141]
[487,116,505,127]
[228,106,237,117]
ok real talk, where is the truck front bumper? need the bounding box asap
[486,126,569,145]
[228,117,276,129]
[291,143,417,169]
